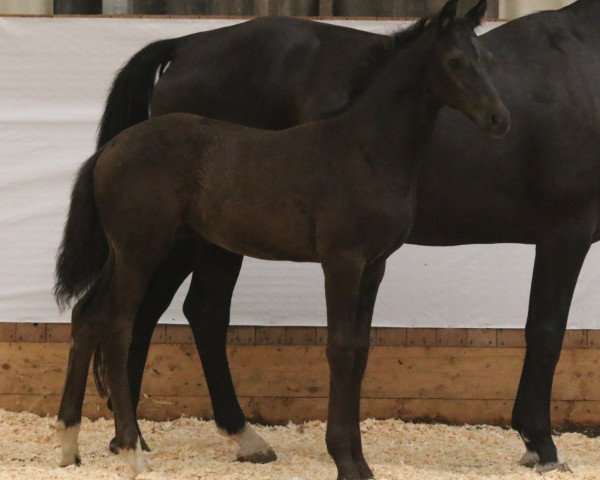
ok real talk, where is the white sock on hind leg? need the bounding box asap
[56,420,81,467]
[120,438,151,477]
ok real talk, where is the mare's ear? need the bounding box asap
[465,0,487,29]
[438,0,459,31]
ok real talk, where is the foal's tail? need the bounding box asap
[55,151,115,398]
[96,37,178,148]
[54,151,108,310]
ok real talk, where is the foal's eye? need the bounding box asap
[447,57,464,70]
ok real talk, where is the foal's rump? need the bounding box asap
[94,115,202,254]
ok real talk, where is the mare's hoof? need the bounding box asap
[535,461,573,473]
[59,453,81,467]
[519,450,540,468]
[236,448,277,464]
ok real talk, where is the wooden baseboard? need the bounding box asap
[1,323,598,348]
[1,339,599,425]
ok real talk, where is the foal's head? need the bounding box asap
[427,0,510,138]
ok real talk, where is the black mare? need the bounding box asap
[55,2,507,477]
[98,0,600,472]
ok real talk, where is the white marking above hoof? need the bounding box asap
[518,449,540,468]
[120,439,151,478]
[56,421,81,467]
[219,423,277,463]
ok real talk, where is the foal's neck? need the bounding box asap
[346,33,441,170]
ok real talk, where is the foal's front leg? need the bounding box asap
[348,261,386,480]
[322,253,369,480]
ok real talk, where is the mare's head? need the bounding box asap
[426,0,510,138]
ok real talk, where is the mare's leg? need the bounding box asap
[108,237,195,454]
[512,213,593,472]
[56,289,100,467]
[183,244,276,463]
[348,260,386,480]
[322,253,368,480]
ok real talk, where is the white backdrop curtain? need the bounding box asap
[1,17,598,328]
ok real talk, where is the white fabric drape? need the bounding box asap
[1,17,598,328]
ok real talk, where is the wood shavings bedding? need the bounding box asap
[0,409,598,480]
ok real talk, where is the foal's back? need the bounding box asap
[95,113,394,262]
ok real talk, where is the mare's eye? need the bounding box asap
[447,56,464,70]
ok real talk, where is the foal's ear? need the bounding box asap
[438,0,459,31]
[465,0,487,28]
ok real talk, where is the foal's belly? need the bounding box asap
[189,196,319,262]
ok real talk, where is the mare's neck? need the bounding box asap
[344,34,442,172]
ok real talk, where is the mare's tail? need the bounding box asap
[97,38,177,148]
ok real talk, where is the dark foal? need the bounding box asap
[97,0,600,471]
[55,1,508,477]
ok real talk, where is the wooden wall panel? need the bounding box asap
[1,325,598,425]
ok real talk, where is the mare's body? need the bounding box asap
[98,0,600,471]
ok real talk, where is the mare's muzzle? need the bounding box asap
[478,103,510,139]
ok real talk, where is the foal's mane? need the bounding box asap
[349,17,435,103]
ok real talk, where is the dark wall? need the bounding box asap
[333,0,499,17]
[129,0,317,15]
[54,0,102,14]
[56,0,499,17]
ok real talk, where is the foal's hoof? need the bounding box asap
[139,436,151,452]
[121,443,152,478]
[236,447,277,464]
[535,461,573,473]
[518,450,540,468]
[111,436,151,454]
[109,437,119,455]
[131,460,152,478]
[59,453,81,468]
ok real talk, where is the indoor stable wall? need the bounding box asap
[1,323,600,425]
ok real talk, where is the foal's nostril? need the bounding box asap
[490,113,499,126]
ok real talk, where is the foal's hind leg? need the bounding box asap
[512,213,592,472]
[108,237,196,454]
[56,293,98,467]
[348,260,386,480]
[101,252,173,476]
[183,244,276,463]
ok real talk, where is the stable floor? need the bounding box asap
[0,409,598,480]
